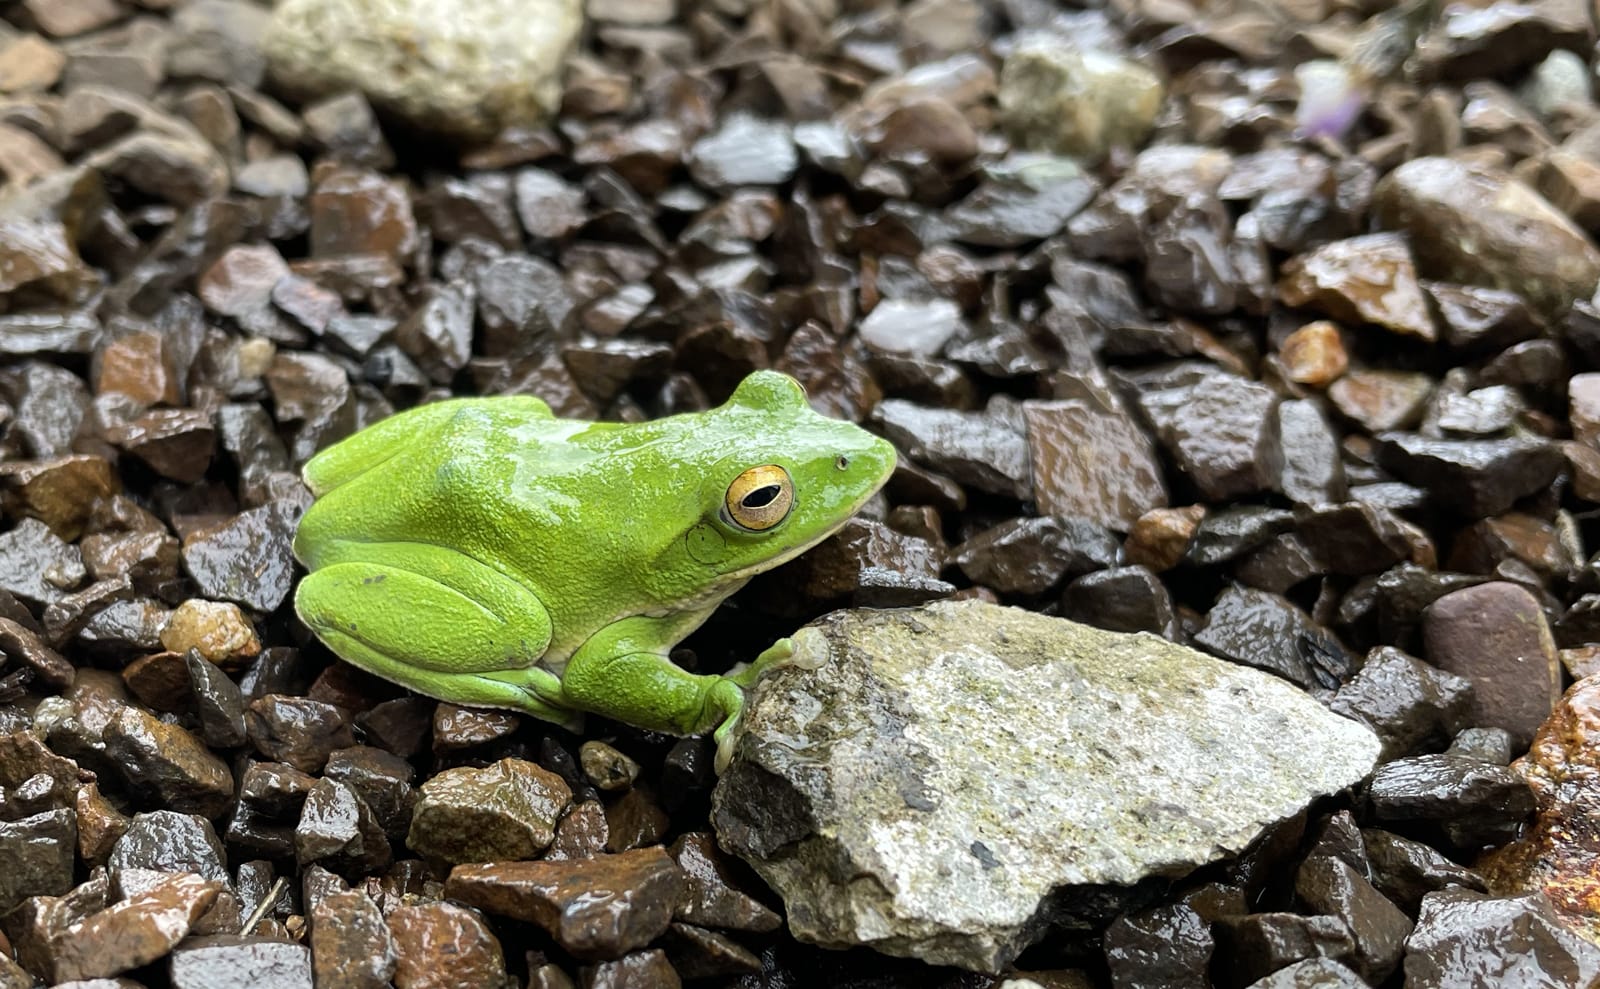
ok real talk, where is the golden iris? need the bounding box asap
[725,464,794,531]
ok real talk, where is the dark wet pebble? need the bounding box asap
[666,832,781,935]
[1447,727,1516,765]
[245,695,355,774]
[1366,753,1534,848]
[779,518,951,609]
[1403,889,1600,988]
[1374,433,1565,520]
[387,901,507,989]
[1184,507,1295,567]
[1275,400,1346,506]
[353,696,433,759]
[169,935,313,989]
[295,778,391,876]
[185,649,247,748]
[1213,913,1358,988]
[0,614,75,687]
[605,787,669,854]
[0,808,76,912]
[952,515,1119,595]
[1023,395,1168,531]
[661,923,762,979]
[873,399,1031,499]
[102,706,233,818]
[581,949,682,989]
[1060,565,1177,637]
[1126,364,1281,500]
[181,502,298,613]
[108,809,229,889]
[1195,585,1353,692]
[309,888,396,989]
[445,847,687,960]
[0,517,85,605]
[1361,828,1486,914]
[322,745,416,844]
[1293,854,1411,985]
[406,757,571,864]
[1327,646,1473,761]
[1244,959,1368,988]
[548,800,612,861]
[1295,502,1417,577]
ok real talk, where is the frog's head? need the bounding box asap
[677,371,897,583]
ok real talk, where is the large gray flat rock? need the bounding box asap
[711,600,1382,973]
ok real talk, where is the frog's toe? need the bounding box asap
[726,637,803,688]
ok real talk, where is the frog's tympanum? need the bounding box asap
[292,371,896,769]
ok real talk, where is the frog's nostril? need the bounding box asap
[835,455,850,470]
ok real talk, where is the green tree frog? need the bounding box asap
[292,370,896,770]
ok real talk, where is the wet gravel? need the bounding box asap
[2,0,1600,986]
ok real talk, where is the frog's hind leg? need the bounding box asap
[294,542,581,731]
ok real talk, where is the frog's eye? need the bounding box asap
[725,465,794,532]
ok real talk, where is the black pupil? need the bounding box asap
[743,484,781,509]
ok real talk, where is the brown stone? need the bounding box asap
[1479,676,1600,944]
[1423,582,1561,750]
[310,167,419,261]
[548,801,611,860]
[407,757,571,864]
[0,121,65,187]
[103,705,235,818]
[1536,150,1600,231]
[24,0,123,37]
[1124,505,1205,572]
[49,873,221,983]
[1561,646,1600,681]
[1023,399,1167,531]
[1279,321,1349,388]
[75,781,130,866]
[310,889,396,989]
[96,330,181,405]
[1375,156,1600,318]
[0,34,65,91]
[1328,370,1433,432]
[0,455,118,541]
[388,902,506,989]
[122,650,194,713]
[105,409,218,483]
[160,599,261,667]
[669,833,781,932]
[444,847,688,960]
[1280,233,1437,341]
[1571,373,1600,449]
[581,949,682,989]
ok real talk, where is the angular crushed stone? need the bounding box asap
[712,599,1382,973]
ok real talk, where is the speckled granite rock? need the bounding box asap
[712,600,1382,973]
[264,0,583,142]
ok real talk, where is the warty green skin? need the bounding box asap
[292,371,897,770]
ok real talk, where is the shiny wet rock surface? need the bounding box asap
[2,0,1600,985]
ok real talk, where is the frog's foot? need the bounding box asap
[725,636,801,689]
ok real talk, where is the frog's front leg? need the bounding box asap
[294,540,582,731]
[563,616,782,772]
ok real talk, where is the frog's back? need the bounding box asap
[302,395,555,497]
